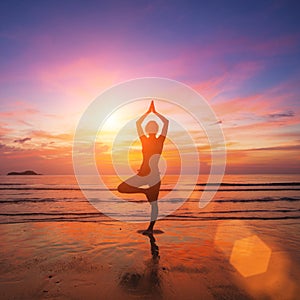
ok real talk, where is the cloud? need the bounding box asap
[0,108,39,118]
[225,143,300,174]
[268,111,295,119]
[0,142,73,175]
[0,142,19,152]
[31,130,73,141]
[14,137,31,144]
[245,144,300,152]
[210,120,222,125]
[250,33,300,57]
[0,123,12,137]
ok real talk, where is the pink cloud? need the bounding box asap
[0,108,39,118]
[0,138,74,174]
[190,60,264,101]
[251,33,300,56]
[31,130,73,141]
[0,123,12,137]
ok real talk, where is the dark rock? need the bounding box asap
[7,170,41,175]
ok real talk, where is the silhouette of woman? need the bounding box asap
[118,101,169,234]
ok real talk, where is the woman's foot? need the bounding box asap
[142,229,153,235]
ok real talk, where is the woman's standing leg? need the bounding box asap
[144,181,161,234]
[146,201,158,232]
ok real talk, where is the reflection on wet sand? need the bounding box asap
[119,233,161,298]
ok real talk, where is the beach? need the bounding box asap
[1,220,299,299]
[0,175,300,299]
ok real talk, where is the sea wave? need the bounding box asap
[0,196,299,204]
[196,182,300,186]
[1,208,299,217]
[213,197,300,203]
[1,187,300,192]
[1,181,300,187]
[1,215,300,225]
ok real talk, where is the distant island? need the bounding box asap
[7,170,42,175]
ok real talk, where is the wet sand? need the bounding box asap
[0,219,299,299]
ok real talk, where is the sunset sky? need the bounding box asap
[0,0,299,175]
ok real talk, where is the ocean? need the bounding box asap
[1,174,299,224]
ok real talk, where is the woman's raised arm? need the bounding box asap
[136,103,152,137]
[152,102,169,137]
[155,111,169,137]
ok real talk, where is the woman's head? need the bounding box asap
[145,121,159,135]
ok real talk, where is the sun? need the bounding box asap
[101,109,126,134]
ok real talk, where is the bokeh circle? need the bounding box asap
[72,77,226,222]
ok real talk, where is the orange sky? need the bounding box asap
[1,92,299,175]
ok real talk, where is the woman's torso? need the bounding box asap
[138,135,165,176]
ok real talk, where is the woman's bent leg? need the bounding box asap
[117,175,147,194]
[117,182,146,194]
